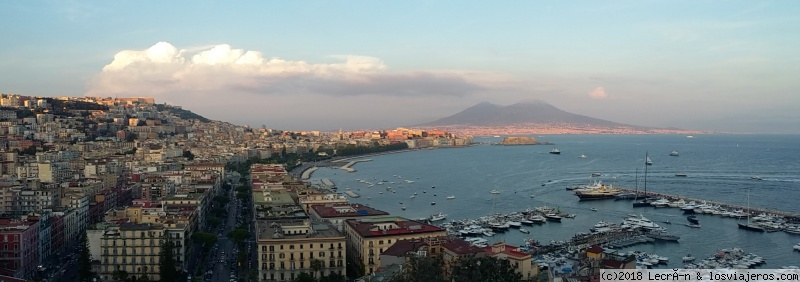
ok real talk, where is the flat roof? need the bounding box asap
[311,203,389,218]
[256,220,343,240]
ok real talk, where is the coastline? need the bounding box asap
[292,146,471,180]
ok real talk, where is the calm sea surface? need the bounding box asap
[310,134,800,268]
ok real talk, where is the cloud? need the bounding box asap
[85,41,513,129]
[87,42,486,99]
[588,86,607,99]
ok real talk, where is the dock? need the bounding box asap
[617,188,800,223]
[339,159,372,173]
[321,178,335,189]
[301,166,318,180]
[344,191,360,198]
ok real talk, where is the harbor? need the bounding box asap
[305,135,800,270]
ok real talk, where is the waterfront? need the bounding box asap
[307,134,800,268]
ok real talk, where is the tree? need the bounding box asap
[191,232,218,250]
[113,268,130,282]
[183,150,195,160]
[450,255,522,282]
[390,256,446,282]
[20,145,37,156]
[294,272,315,282]
[320,272,346,282]
[158,234,180,282]
[77,231,95,282]
[311,259,323,279]
[226,228,249,245]
[213,195,230,206]
[206,216,222,228]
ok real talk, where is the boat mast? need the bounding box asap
[643,152,649,197]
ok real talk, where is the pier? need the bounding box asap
[617,188,800,223]
[321,178,335,189]
[301,166,318,180]
[339,159,372,173]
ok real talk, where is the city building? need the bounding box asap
[343,217,446,275]
[256,220,346,281]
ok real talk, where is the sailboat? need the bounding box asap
[633,154,654,207]
[738,187,765,232]
[645,156,653,166]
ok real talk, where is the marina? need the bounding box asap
[307,134,800,269]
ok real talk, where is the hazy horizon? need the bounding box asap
[1,1,798,133]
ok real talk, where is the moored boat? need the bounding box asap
[550,148,561,154]
[545,214,562,222]
[670,151,679,156]
[575,184,623,200]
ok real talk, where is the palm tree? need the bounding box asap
[311,259,324,279]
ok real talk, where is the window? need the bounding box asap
[319,252,325,257]
[289,244,294,250]
[269,246,274,252]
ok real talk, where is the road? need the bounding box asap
[209,183,241,282]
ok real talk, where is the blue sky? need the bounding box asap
[1,1,799,132]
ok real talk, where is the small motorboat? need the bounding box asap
[682,254,695,262]
[590,208,597,212]
[686,223,701,228]
[430,202,436,205]
[519,228,530,234]
[662,220,671,224]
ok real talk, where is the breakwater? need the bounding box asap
[339,159,372,173]
[616,188,800,223]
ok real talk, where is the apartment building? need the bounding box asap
[308,204,389,232]
[0,219,40,279]
[298,192,348,213]
[96,223,165,281]
[482,242,536,280]
[256,220,346,282]
[343,217,446,275]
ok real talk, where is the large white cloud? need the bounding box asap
[87,42,486,98]
[86,42,511,129]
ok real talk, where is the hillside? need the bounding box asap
[155,104,210,122]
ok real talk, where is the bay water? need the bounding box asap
[310,134,800,268]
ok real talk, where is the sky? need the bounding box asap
[1,1,799,133]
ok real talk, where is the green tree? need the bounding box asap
[450,255,522,282]
[320,272,346,282]
[77,231,95,282]
[191,232,218,250]
[112,268,130,282]
[311,259,323,279]
[206,216,222,228]
[213,195,230,206]
[158,234,180,282]
[390,256,446,282]
[183,150,195,160]
[226,228,249,245]
[294,272,315,282]
[20,145,37,156]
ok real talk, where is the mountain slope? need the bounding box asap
[418,100,632,127]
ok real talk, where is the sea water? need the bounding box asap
[310,134,800,268]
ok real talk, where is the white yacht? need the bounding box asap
[794,243,800,251]
[490,189,500,194]
[670,151,679,156]
[429,213,447,221]
[578,154,588,159]
[622,214,660,229]
[446,195,456,200]
[682,254,696,262]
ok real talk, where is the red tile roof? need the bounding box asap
[441,239,487,256]
[345,218,444,238]
[586,245,604,254]
[482,243,530,259]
